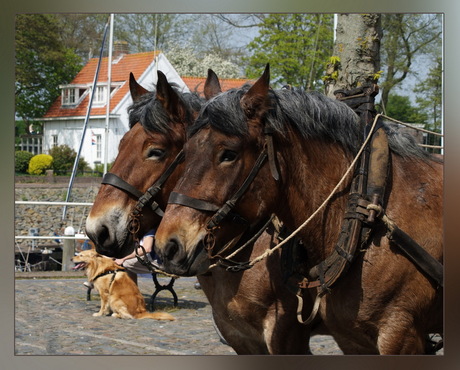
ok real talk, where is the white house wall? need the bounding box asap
[43,118,128,169]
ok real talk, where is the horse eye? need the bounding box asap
[220,150,237,163]
[146,148,165,160]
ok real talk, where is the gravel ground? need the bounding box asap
[15,273,343,356]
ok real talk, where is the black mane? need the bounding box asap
[128,86,203,134]
[190,85,432,161]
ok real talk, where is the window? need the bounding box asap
[94,86,106,104]
[61,86,87,106]
[93,85,118,105]
[52,135,58,148]
[62,88,76,105]
[95,134,102,159]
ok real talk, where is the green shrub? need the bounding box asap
[93,162,113,175]
[49,145,75,175]
[77,157,90,174]
[15,150,34,173]
[49,144,89,175]
[28,154,53,175]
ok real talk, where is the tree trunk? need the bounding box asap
[325,14,382,97]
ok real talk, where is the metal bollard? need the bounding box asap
[62,226,75,271]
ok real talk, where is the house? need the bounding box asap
[41,47,249,169]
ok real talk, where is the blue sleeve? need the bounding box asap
[143,229,156,238]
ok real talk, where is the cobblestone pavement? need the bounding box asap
[15,273,343,355]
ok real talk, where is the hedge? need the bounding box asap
[28,154,53,175]
[15,150,34,173]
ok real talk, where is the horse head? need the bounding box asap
[155,65,281,275]
[86,71,202,258]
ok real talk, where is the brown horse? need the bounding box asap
[154,65,443,354]
[86,71,316,354]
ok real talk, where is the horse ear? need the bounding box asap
[129,72,149,102]
[240,64,270,120]
[156,70,187,121]
[204,69,222,100]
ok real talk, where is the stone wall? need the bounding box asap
[15,179,101,248]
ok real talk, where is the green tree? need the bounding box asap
[414,57,442,153]
[384,94,427,123]
[115,14,185,53]
[414,56,442,131]
[245,14,334,90]
[55,14,109,62]
[380,14,442,109]
[15,14,82,127]
[324,14,382,97]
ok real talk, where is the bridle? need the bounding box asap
[167,127,280,263]
[101,149,185,236]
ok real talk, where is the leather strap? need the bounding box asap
[387,224,443,288]
[167,149,268,230]
[102,173,143,199]
[206,149,268,230]
[264,127,280,181]
[91,269,125,282]
[168,192,220,212]
[102,150,185,219]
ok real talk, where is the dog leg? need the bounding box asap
[112,306,135,319]
[94,291,111,316]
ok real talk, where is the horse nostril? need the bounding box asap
[86,222,112,252]
[164,238,180,261]
[97,225,110,245]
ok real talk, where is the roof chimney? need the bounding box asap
[113,41,129,59]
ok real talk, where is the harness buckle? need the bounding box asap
[128,215,141,234]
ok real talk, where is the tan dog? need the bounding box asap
[72,250,175,320]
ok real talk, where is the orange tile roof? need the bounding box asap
[43,51,251,119]
[44,51,159,118]
[182,76,251,95]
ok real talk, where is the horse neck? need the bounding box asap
[276,136,354,261]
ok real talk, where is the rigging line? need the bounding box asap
[62,16,111,221]
[248,113,381,268]
[380,114,444,136]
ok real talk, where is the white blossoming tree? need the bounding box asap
[166,46,242,78]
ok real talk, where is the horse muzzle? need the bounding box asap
[85,211,133,258]
[156,237,210,276]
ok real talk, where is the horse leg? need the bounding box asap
[267,315,312,354]
[377,315,425,354]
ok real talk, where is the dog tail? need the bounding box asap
[136,311,175,321]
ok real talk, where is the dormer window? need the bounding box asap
[93,84,120,106]
[60,83,121,107]
[94,86,108,104]
[63,88,75,104]
[61,85,88,106]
